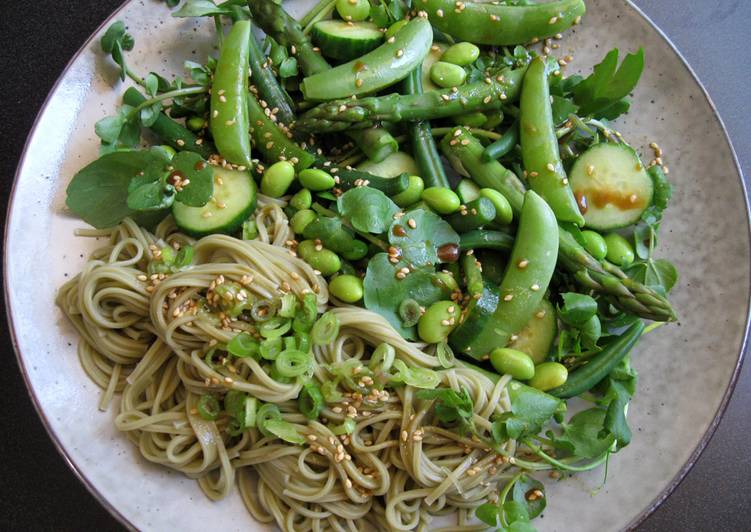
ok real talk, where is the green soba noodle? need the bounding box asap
[57,198,520,531]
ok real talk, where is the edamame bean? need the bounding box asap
[479,188,514,225]
[335,0,370,22]
[441,42,480,66]
[291,209,317,234]
[299,168,335,191]
[604,233,635,267]
[418,300,460,343]
[430,62,467,89]
[490,348,535,380]
[581,230,608,261]
[290,189,313,211]
[329,274,364,303]
[528,362,568,391]
[422,187,461,214]
[261,161,295,198]
[453,112,488,128]
[186,116,206,132]
[297,240,342,275]
[392,175,425,207]
[385,19,409,39]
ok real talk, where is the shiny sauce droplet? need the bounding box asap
[575,191,588,214]
[194,160,207,171]
[392,225,407,237]
[437,243,460,263]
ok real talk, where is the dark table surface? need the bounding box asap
[1,1,749,531]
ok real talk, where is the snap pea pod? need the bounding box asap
[423,0,585,45]
[210,20,252,166]
[301,17,433,101]
[482,120,519,162]
[403,68,450,188]
[328,167,410,197]
[247,0,331,76]
[459,229,514,252]
[122,88,213,158]
[248,90,316,171]
[441,128,525,212]
[447,197,496,233]
[548,320,645,398]
[294,65,528,133]
[248,29,295,126]
[520,57,584,225]
[346,127,399,164]
[461,252,484,296]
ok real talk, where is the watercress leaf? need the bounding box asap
[511,475,546,519]
[100,21,129,53]
[476,503,502,527]
[338,187,400,234]
[185,60,211,86]
[118,106,142,147]
[551,95,578,126]
[602,379,632,448]
[389,209,460,266]
[173,0,232,17]
[66,150,156,228]
[416,387,474,429]
[505,521,538,532]
[363,253,444,339]
[492,381,561,442]
[94,114,125,144]
[503,501,530,524]
[579,315,602,350]
[558,292,598,327]
[645,258,678,293]
[302,217,356,253]
[553,408,615,459]
[171,151,214,206]
[633,222,652,260]
[127,180,175,211]
[140,102,162,128]
[143,73,160,97]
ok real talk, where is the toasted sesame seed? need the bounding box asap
[503,294,513,302]
[531,284,540,291]
[549,15,558,24]
[546,162,556,172]
[396,49,404,58]
[518,259,529,269]
[407,218,417,229]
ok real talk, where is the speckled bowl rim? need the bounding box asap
[4,1,748,530]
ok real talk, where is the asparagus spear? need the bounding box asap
[293,66,528,133]
[445,130,677,322]
[247,0,330,77]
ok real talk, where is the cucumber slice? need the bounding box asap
[456,179,481,203]
[569,143,654,231]
[421,43,447,92]
[506,299,557,364]
[311,20,384,62]
[172,167,257,236]
[358,151,420,178]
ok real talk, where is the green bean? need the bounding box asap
[347,127,399,163]
[248,30,295,126]
[459,230,514,252]
[433,271,459,294]
[582,230,608,261]
[402,68,451,188]
[291,209,317,235]
[604,233,635,267]
[325,167,410,197]
[441,42,480,66]
[298,168,335,191]
[335,0,369,21]
[210,20,251,166]
[329,274,364,303]
[453,112,488,128]
[290,189,313,211]
[461,252,484,296]
[392,176,425,207]
[490,348,535,380]
[422,187,461,214]
[482,121,519,162]
[417,300,460,343]
[548,321,645,398]
[447,197,497,233]
[528,362,568,391]
[520,57,584,225]
[261,161,295,198]
[430,61,467,88]
[479,188,514,225]
[297,240,341,275]
[424,0,586,45]
[122,88,214,158]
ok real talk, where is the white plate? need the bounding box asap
[5,1,748,530]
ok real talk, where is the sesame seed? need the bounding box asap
[518,259,529,269]
[546,162,556,172]
[531,284,540,291]
[549,15,558,24]
[407,218,417,229]
[396,49,404,58]
[460,139,470,146]
[503,294,513,302]
[401,430,409,441]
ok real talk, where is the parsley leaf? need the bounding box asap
[572,48,644,119]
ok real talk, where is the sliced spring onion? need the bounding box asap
[369,343,395,373]
[311,311,340,346]
[242,396,257,428]
[242,219,258,240]
[299,382,324,420]
[259,316,292,339]
[224,390,246,421]
[256,403,283,437]
[275,349,314,377]
[173,245,194,268]
[331,418,356,435]
[321,381,343,402]
[227,333,259,358]
[197,394,220,421]
[260,337,283,360]
[160,245,176,265]
[390,359,441,389]
[293,293,318,333]
[278,293,299,318]
[436,341,455,369]
[295,331,311,353]
[398,298,422,327]
[263,419,306,445]
[251,298,278,322]
[284,336,297,351]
